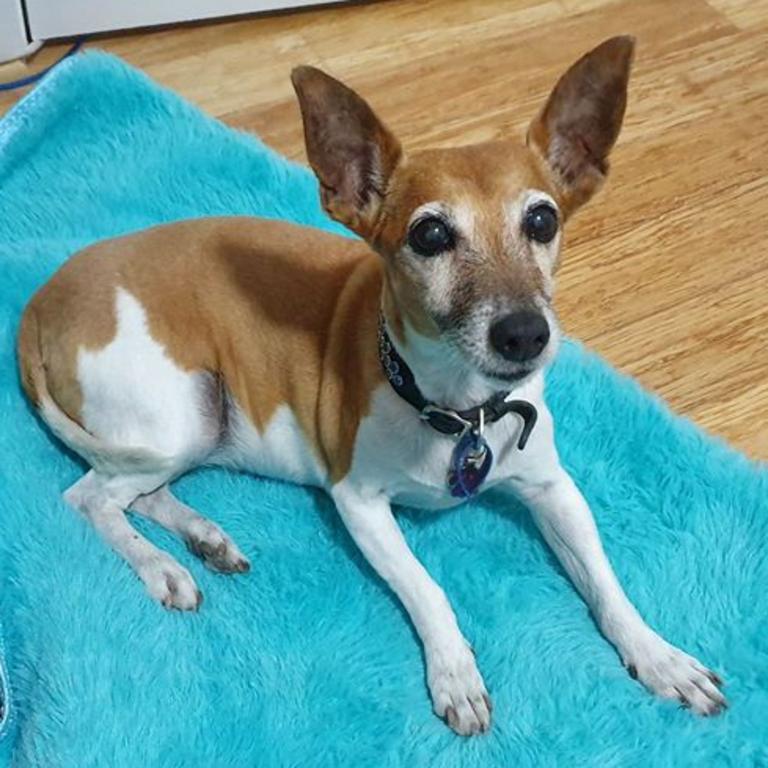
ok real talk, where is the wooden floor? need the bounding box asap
[2,0,767,459]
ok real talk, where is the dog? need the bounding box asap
[17,36,726,734]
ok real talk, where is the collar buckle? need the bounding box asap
[420,404,474,436]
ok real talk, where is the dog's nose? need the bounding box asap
[489,310,550,362]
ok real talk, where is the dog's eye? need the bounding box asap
[523,203,558,244]
[408,217,454,257]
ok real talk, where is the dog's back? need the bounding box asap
[18,216,382,482]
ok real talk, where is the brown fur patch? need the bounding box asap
[19,254,117,419]
[19,217,384,482]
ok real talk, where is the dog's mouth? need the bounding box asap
[480,364,537,384]
[445,343,546,391]
[452,331,556,384]
[459,329,558,388]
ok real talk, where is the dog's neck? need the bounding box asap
[381,314,502,412]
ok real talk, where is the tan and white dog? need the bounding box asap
[17,37,726,734]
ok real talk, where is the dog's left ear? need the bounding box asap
[527,36,635,214]
[292,66,403,238]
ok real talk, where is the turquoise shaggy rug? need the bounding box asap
[0,52,766,768]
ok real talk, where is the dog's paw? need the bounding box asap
[138,553,203,611]
[427,640,492,736]
[185,520,250,574]
[624,632,726,716]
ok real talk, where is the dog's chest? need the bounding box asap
[213,373,549,509]
[349,381,546,509]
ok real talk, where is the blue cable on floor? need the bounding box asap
[0,38,84,91]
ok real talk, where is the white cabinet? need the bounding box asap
[28,0,344,38]
[1,0,343,63]
[0,0,41,63]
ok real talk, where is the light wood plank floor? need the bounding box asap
[2,0,766,459]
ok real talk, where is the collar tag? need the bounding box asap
[448,428,493,498]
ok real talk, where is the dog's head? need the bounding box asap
[292,37,634,386]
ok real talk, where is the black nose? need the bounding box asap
[489,310,550,362]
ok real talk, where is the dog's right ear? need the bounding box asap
[291,66,402,238]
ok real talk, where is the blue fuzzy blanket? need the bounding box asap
[0,52,766,767]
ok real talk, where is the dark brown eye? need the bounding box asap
[524,203,558,244]
[408,216,454,256]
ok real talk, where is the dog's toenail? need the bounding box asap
[627,664,638,680]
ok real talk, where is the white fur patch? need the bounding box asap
[509,190,561,290]
[216,400,325,487]
[77,288,213,463]
[405,201,464,316]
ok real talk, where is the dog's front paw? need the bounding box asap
[138,553,203,611]
[624,632,726,716]
[427,640,491,736]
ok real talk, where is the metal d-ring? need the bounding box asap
[466,407,488,466]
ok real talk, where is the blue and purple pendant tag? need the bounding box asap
[447,428,494,498]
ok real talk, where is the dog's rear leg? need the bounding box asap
[131,486,250,574]
[65,471,202,610]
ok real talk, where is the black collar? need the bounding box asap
[377,315,537,450]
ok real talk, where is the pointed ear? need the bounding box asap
[291,66,403,237]
[527,36,635,214]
